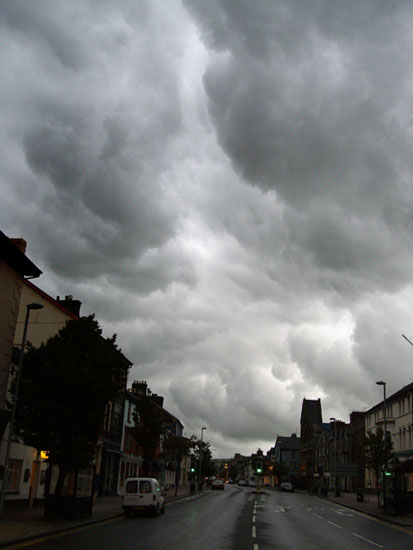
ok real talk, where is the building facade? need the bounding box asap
[0,233,41,440]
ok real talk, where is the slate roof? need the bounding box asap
[0,231,41,278]
[366,381,413,414]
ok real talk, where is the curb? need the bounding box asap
[318,495,413,531]
[0,492,207,549]
[0,513,124,550]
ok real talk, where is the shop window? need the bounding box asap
[7,459,22,492]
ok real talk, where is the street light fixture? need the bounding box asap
[0,302,43,514]
[376,380,387,511]
[198,427,207,486]
[376,381,387,468]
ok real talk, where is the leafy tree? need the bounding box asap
[190,436,215,478]
[364,428,394,506]
[13,315,130,496]
[161,434,193,495]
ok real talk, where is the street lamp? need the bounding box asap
[376,381,387,467]
[0,302,43,514]
[330,417,340,496]
[376,380,387,511]
[198,427,207,486]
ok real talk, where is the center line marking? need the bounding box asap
[328,520,343,529]
[314,513,323,519]
[352,532,383,548]
[252,526,256,538]
[253,545,259,550]
[252,514,256,522]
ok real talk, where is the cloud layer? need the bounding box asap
[2,0,413,456]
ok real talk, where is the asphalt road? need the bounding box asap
[15,486,413,550]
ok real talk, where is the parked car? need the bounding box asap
[248,480,257,487]
[279,482,294,492]
[122,477,165,516]
[237,479,246,486]
[211,479,225,490]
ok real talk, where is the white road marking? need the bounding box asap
[313,513,323,519]
[252,526,256,538]
[253,545,259,550]
[336,508,354,516]
[252,514,256,523]
[327,520,343,529]
[352,532,383,548]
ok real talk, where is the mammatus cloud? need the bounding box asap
[2,0,413,457]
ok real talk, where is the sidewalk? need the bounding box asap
[0,485,202,548]
[319,490,413,530]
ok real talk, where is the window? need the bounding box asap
[126,480,138,493]
[7,459,22,492]
[140,480,152,493]
[104,402,112,432]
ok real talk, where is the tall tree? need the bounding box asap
[364,428,394,507]
[13,315,130,495]
[190,435,215,478]
[161,434,193,495]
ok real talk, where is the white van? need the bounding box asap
[122,477,165,516]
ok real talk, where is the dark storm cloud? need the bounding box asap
[3,0,413,457]
[186,0,413,291]
[1,0,193,291]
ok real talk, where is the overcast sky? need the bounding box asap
[2,0,413,458]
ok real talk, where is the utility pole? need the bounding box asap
[376,380,387,511]
[198,427,207,488]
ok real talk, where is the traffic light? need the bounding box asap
[256,461,263,474]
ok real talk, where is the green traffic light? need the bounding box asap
[256,468,262,473]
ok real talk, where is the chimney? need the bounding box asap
[56,295,82,317]
[10,238,27,254]
[131,381,148,395]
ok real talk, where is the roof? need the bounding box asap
[366,381,413,414]
[24,279,79,320]
[275,435,301,449]
[125,390,184,430]
[0,231,42,278]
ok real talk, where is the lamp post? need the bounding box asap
[376,380,387,510]
[198,427,207,487]
[0,302,43,514]
[376,381,387,466]
[330,417,340,496]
